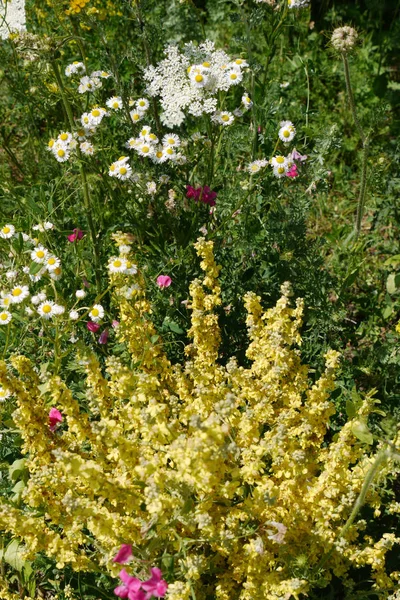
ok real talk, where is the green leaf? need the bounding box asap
[351,419,373,445]
[29,261,43,276]
[9,458,27,482]
[382,304,393,319]
[386,272,400,294]
[345,400,356,419]
[4,539,25,572]
[383,255,400,267]
[168,321,184,334]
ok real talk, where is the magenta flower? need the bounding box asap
[113,545,133,564]
[99,329,109,345]
[49,408,62,432]
[87,321,100,333]
[142,568,168,598]
[186,185,217,207]
[286,164,299,179]
[156,275,172,289]
[290,148,307,162]
[67,228,84,243]
[114,569,143,600]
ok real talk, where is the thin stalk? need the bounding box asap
[2,323,11,360]
[317,447,391,571]
[135,0,161,133]
[51,60,102,294]
[342,52,369,238]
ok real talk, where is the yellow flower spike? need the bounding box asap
[0,239,398,598]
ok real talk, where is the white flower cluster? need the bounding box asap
[270,154,293,178]
[124,127,185,165]
[65,62,112,93]
[129,97,150,124]
[331,26,358,52]
[144,41,248,127]
[108,156,133,181]
[247,159,269,174]
[288,0,310,8]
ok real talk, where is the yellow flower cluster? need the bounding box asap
[0,238,399,598]
[66,0,91,14]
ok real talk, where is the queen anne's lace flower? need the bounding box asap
[144,41,247,127]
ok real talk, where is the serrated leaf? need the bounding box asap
[351,419,374,445]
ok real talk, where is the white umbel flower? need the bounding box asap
[0,0,26,40]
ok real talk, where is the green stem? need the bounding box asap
[342,53,369,239]
[51,60,102,294]
[2,323,11,360]
[318,447,391,571]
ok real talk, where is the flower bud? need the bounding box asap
[331,26,358,52]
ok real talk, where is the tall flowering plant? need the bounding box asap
[0,238,399,599]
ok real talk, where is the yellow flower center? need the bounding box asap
[91,308,99,317]
[221,115,230,122]
[132,114,140,121]
[57,149,65,157]
[166,148,174,155]
[156,151,163,159]
[276,156,285,164]
[48,139,55,148]
[91,109,101,117]
[202,61,210,67]
[119,167,127,175]
[195,74,204,83]
[283,130,290,138]
[230,73,237,80]
[48,258,56,265]
[138,101,146,107]
[149,134,157,141]
[60,133,69,141]
[43,304,52,313]
[141,146,150,154]
[36,250,45,258]
[112,102,119,108]
[251,165,259,172]
[235,59,243,65]
[12,289,22,296]
[2,227,10,234]
[167,138,175,145]
[0,313,8,321]
[113,260,122,268]
[277,167,285,174]
[54,267,61,276]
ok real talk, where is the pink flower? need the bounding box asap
[113,545,133,564]
[286,164,299,179]
[67,228,84,243]
[114,570,143,600]
[99,329,109,344]
[112,320,120,329]
[142,568,168,598]
[87,321,100,333]
[186,185,217,207]
[156,275,172,289]
[290,149,307,162]
[49,408,62,432]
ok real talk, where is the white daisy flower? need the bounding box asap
[233,58,248,68]
[80,142,95,155]
[58,131,72,144]
[242,93,253,108]
[0,310,12,325]
[78,76,102,94]
[0,223,15,240]
[45,255,60,272]
[278,120,296,143]
[126,137,140,150]
[37,300,57,319]
[9,285,29,304]
[88,107,108,126]
[152,146,168,164]
[162,134,181,148]
[136,143,154,158]
[89,304,104,322]
[53,304,65,315]
[106,96,123,110]
[136,98,150,112]
[247,159,268,174]
[108,257,128,274]
[162,146,176,160]
[125,260,138,275]
[130,111,143,123]
[31,246,48,263]
[125,284,140,299]
[145,133,159,144]
[115,163,133,181]
[91,70,112,79]
[189,66,209,88]
[76,289,86,299]
[49,267,62,281]
[81,112,92,127]
[0,387,11,401]
[146,181,157,195]
[53,146,70,163]
[226,69,242,85]
[69,310,79,320]
[212,111,234,126]
[0,294,11,308]
[139,125,152,139]
[118,245,131,255]
[273,165,289,178]
[65,61,86,77]
[271,155,288,168]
